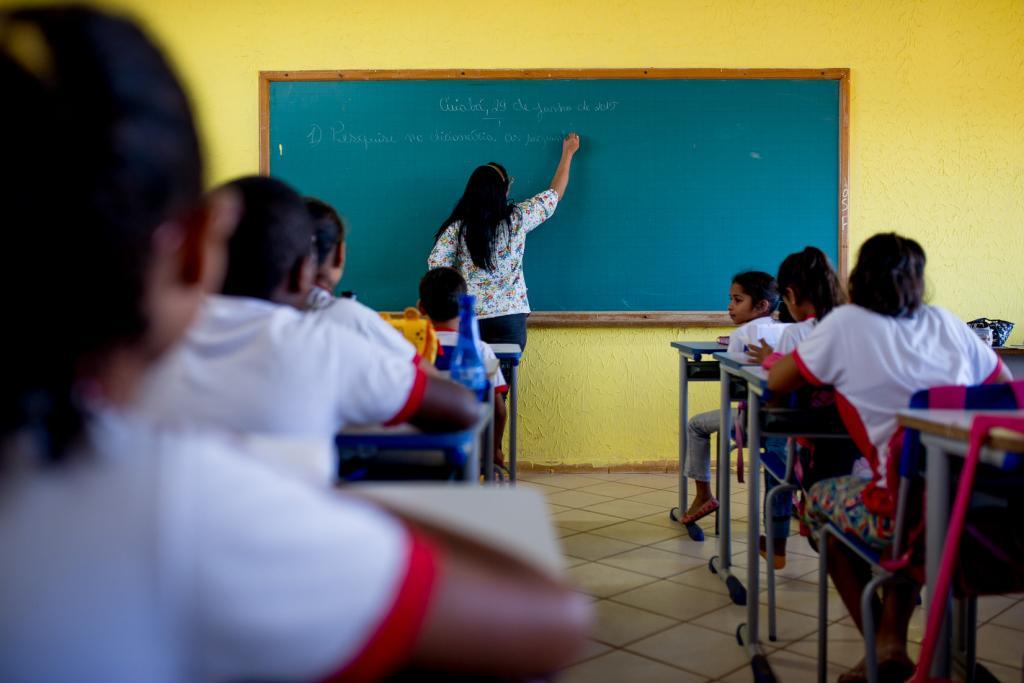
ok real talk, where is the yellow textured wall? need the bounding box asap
[39,0,1024,466]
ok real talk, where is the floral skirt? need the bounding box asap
[805,475,894,551]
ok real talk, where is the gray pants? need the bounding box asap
[685,408,737,483]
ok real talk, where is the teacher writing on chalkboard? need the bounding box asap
[428,132,580,350]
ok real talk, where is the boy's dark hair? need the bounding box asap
[776,246,846,320]
[419,267,468,321]
[1,6,202,461]
[848,233,926,318]
[732,271,780,313]
[305,197,346,267]
[220,176,313,301]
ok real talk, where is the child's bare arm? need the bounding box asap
[409,545,591,675]
[408,377,479,432]
[767,353,806,394]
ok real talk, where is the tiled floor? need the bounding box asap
[519,470,1024,683]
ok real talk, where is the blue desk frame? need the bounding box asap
[336,404,491,483]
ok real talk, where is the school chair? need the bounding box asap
[815,489,911,683]
[816,381,1024,683]
[757,399,853,641]
[903,382,1024,682]
[913,413,1024,683]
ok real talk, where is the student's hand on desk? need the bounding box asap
[747,338,774,364]
[562,132,580,156]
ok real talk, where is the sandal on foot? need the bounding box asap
[680,498,719,525]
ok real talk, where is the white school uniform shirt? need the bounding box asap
[0,408,436,682]
[727,316,787,354]
[793,304,1003,497]
[312,293,418,361]
[136,295,425,439]
[776,316,872,479]
[435,328,508,392]
[774,318,818,355]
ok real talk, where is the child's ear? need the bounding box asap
[177,188,241,287]
[416,299,426,316]
[333,241,345,269]
[288,253,315,294]
[754,298,771,315]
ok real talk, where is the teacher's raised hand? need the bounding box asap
[550,132,580,199]
[562,132,580,156]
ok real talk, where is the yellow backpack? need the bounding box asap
[380,307,439,364]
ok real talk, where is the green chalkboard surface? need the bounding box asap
[263,70,847,323]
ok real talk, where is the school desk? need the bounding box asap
[732,361,850,677]
[489,343,523,482]
[896,409,1024,680]
[995,346,1024,378]
[668,341,728,541]
[336,404,491,483]
[708,351,758,606]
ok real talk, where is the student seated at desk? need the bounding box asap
[136,175,477,441]
[768,233,1010,682]
[681,271,786,524]
[419,267,509,469]
[749,246,853,568]
[303,196,422,361]
[0,12,589,679]
[304,196,348,309]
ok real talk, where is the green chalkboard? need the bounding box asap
[263,70,847,321]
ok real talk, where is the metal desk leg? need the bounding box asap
[738,387,771,678]
[509,361,519,484]
[953,596,978,682]
[464,419,483,484]
[670,353,705,541]
[709,366,746,605]
[484,387,495,483]
[747,388,762,645]
[926,443,952,678]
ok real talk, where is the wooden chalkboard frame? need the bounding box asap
[259,68,850,327]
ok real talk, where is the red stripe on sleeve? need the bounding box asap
[983,359,1006,384]
[324,534,440,682]
[833,392,877,470]
[791,349,826,387]
[384,361,427,426]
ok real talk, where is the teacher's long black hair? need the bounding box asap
[434,162,518,271]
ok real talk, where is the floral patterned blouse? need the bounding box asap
[428,189,559,319]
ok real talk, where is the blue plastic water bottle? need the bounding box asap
[449,294,487,402]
